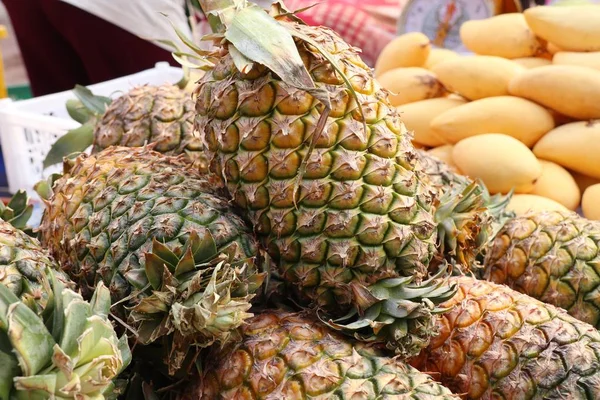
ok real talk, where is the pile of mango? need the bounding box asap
[375,5,600,219]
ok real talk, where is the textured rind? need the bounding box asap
[196,21,437,314]
[410,276,600,399]
[38,146,258,304]
[94,85,207,169]
[180,311,459,399]
[483,211,600,328]
[0,220,71,316]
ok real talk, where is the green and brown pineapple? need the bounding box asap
[483,210,600,328]
[180,310,458,399]
[45,84,208,172]
[410,276,600,399]
[37,146,263,373]
[192,0,455,356]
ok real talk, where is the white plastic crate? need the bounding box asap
[0,62,185,195]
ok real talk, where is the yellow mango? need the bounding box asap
[377,67,446,107]
[432,56,524,100]
[427,145,459,171]
[375,33,431,77]
[431,96,554,147]
[411,141,428,149]
[509,65,600,120]
[582,184,600,220]
[524,5,600,52]
[424,48,461,70]
[553,51,600,71]
[397,97,467,147]
[531,160,580,210]
[512,57,552,69]
[533,120,600,179]
[452,134,542,194]
[460,14,545,59]
[569,169,600,193]
[546,42,563,55]
[507,194,569,215]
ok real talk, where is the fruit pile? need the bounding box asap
[2,2,600,399]
[375,5,600,219]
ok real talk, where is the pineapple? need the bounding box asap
[37,146,263,373]
[410,276,600,399]
[482,210,600,328]
[0,220,129,399]
[191,0,454,356]
[44,84,207,172]
[180,310,458,399]
[0,219,71,317]
[416,150,512,269]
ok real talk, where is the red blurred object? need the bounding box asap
[284,0,402,66]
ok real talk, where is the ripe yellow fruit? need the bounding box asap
[424,48,461,69]
[512,57,552,69]
[375,32,430,77]
[427,145,459,171]
[582,184,600,220]
[546,42,563,55]
[453,134,542,194]
[397,97,467,147]
[509,65,600,119]
[524,5,600,52]
[570,169,600,193]
[507,194,569,215]
[411,141,428,149]
[553,51,600,71]
[377,67,446,106]
[432,56,524,100]
[431,96,554,147]
[531,160,580,210]
[533,120,600,179]
[460,14,545,59]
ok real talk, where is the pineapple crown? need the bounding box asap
[125,230,266,375]
[324,266,457,358]
[0,268,131,398]
[434,179,513,271]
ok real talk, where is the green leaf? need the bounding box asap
[89,282,112,319]
[225,4,315,90]
[190,230,218,263]
[151,240,179,271]
[3,294,55,375]
[162,13,214,57]
[57,295,89,358]
[174,247,196,277]
[34,178,53,201]
[8,205,32,230]
[145,253,167,290]
[66,99,93,124]
[72,85,111,115]
[117,335,132,373]
[6,190,28,216]
[229,45,254,74]
[43,123,94,169]
[0,345,19,400]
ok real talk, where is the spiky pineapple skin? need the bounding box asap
[410,276,600,399]
[94,84,207,169]
[180,311,458,399]
[196,21,436,314]
[38,146,257,303]
[483,210,600,328]
[0,220,70,316]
